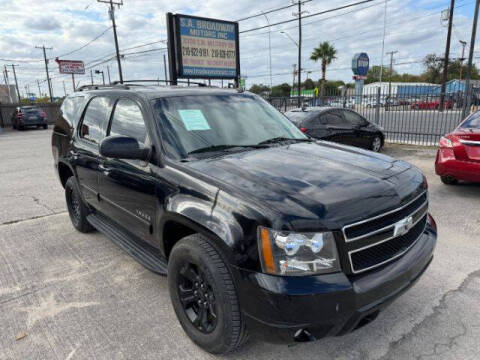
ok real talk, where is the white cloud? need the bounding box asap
[0,0,477,97]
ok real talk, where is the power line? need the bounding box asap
[54,26,113,59]
[240,0,376,33]
[236,0,313,22]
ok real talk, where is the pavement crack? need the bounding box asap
[379,269,480,360]
[0,211,67,227]
[31,195,56,213]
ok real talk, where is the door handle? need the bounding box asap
[98,164,110,175]
[71,151,79,160]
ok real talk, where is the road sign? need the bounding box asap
[55,59,85,75]
[29,95,35,101]
[166,13,240,82]
[352,53,369,77]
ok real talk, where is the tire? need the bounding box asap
[371,135,383,152]
[168,234,247,354]
[65,177,94,233]
[43,124,48,129]
[12,123,16,129]
[440,175,458,185]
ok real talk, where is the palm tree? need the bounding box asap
[310,42,337,96]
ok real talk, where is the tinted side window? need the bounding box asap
[342,110,365,126]
[80,97,112,145]
[109,99,146,144]
[322,111,344,125]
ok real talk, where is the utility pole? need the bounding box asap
[463,0,479,118]
[163,54,168,82]
[379,0,388,85]
[293,1,306,108]
[36,80,42,97]
[9,64,21,103]
[3,66,13,103]
[72,74,76,92]
[107,65,111,84]
[292,64,297,96]
[459,40,467,80]
[98,0,124,83]
[90,69,94,85]
[35,45,53,102]
[63,81,67,97]
[386,50,398,111]
[440,0,455,112]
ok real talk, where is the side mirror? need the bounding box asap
[99,135,150,161]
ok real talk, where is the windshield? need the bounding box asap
[153,93,307,158]
[22,107,41,114]
[460,113,480,129]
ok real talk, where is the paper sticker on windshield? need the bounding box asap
[178,109,210,131]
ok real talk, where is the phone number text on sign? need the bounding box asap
[178,16,238,78]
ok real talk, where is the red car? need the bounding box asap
[435,112,480,184]
[411,99,453,110]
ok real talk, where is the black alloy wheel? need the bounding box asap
[178,262,217,333]
[65,177,94,233]
[168,234,247,354]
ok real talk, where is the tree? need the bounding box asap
[422,54,443,84]
[249,84,270,95]
[310,41,337,96]
[271,83,291,97]
[303,78,315,90]
[366,66,397,84]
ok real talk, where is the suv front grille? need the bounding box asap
[342,192,428,274]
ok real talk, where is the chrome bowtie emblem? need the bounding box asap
[393,216,414,237]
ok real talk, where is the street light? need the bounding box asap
[280,30,298,47]
[95,69,105,85]
[262,11,273,89]
[281,31,300,100]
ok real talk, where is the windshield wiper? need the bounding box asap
[258,137,312,145]
[188,144,267,155]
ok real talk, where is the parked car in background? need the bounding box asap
[365,98,384,108]
[410,99,453,110]
[285,106,385,152]
[435,111,480,185]
[11,106,48,130]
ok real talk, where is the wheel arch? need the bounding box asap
[58,161,74,188]
[160,213,234,263]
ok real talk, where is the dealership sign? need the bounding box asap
[55,59,85,75]
[166,13,240,82]
[351,53,369,78]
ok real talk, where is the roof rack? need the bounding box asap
[76,84,129,92]
[111,79,208,87]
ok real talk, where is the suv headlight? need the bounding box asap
[258,227,340,276]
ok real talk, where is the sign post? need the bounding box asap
[166,13,240,86]
[55,58,85,92]
[351,53,369,105]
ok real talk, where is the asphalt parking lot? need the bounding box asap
[1,128,479,360]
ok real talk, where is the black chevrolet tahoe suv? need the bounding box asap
[52,83,437,354]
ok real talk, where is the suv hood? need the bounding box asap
[187,142,425,229]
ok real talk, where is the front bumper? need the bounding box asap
[435,149,480,182]
[231,223,436,343]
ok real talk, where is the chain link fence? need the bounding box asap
[268,83,479,146]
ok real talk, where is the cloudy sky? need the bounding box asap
[0,0,478,97]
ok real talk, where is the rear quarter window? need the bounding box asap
[61,96,86,126]
[461,113,480,129]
